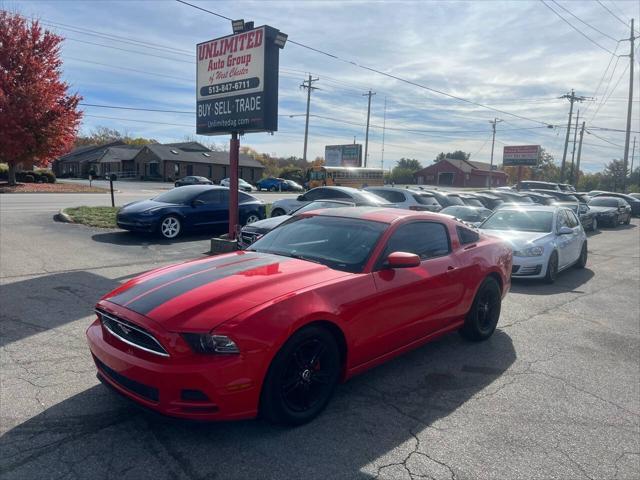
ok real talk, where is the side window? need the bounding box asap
[556,210,569,229]
[197,190,223,204]
[239,192,252,203]
[323,189,350,200]
[565,210,578,228]
[303,189,323,201]
[370,189,405,203]
[381,222,450,263]
[457,226,480,245]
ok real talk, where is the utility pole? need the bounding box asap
[622,18,635,193]
[560,90,586,182]
[488,118,502,188]
[569,109,580,184]
[300,75,319,163]
[381,96,387,170]
[630,136,636,188]
[575,121,586,187]
[363,90,376,167]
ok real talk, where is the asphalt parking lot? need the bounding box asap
[1,195,639,480]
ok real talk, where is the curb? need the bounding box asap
[53,209,74,223]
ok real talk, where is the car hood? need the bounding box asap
[244,215,291,232]
[479,229,552,251]
[101,251,350,331]
[119,199,172,214]
[587,206,617,214]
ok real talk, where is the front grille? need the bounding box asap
[96,309,169,357]
[513,264,542,276]
[94,356,159,402]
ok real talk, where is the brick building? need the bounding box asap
[414,159,507,188]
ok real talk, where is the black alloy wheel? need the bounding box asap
[270,208,286,217]
[459,277,501,341]
[544,251,558,284]
[261,326,340,425]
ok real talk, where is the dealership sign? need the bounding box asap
[503,145,541,166]
[196,26,280,135]
[325,144,363,167]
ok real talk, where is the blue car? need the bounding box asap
[116,185,266,239]
[256,177,288,192]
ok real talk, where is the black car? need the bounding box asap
[524,191,556,205]
[174,176,213,187]
[239,200,355,249]
[554,202,597,231]
[419,189,466,208]
[530,189,579,203]
[455,194,486,208]
[587,196,632,227]
[470,192,505,210]
[439,205,493,226]
[517,180,560,191]
[592,192,640,217]
[478,189,536,205]
[117,185,266,239]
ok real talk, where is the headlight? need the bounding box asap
[182,333,239,354]
[141,208,163,215]
[513,245,544,257]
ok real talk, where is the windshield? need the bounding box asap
[481,210,554,233]
[356,191,389,205]
[446,195,465,205]
[589,198,619,207]
[412,193,441,206]
[461,197,484,207]
[249,215,387,273]
[441,206,490,222]
[153,188,197,204]
[294,201,354,214]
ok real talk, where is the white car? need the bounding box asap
[269,186,390,217]
[219,178,253,192]
[479,205,587,283]
[364,186,442,211]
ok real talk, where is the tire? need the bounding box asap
[612,215,619,228]
[159,215,181,239]
[271,208,286,217]
[624,215,631,225]
[459,277,501,342]
[244,212,261,225]
[260,326,341,425]
[591,217,597,231]
[576,242,587,269]
[544,251,559,284]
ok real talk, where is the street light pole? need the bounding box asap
[363,90,376,167]
[488,118,502,188]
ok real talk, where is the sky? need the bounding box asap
[4,0,640,172]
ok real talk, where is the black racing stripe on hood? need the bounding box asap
[122,254,287,316]
[108,254,262,307]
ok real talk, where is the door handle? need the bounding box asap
[447,266,456,271]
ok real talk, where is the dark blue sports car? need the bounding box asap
[116,185,266,239]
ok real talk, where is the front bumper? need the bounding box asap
[86,317,261,421]
[116,216,157,233]
[511,254,547,279]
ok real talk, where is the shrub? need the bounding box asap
[23,174,35,183]
[35,169,56,183]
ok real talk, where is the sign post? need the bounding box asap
[196,22,286,239]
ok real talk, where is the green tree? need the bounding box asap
[602,159,628,192]
[434,150,470,163]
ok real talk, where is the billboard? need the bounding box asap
[503,145,541,166]
[325,144,363,167]
[196,26,280,135]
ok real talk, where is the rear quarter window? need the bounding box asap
[370,189,406,203]
[457,226,480,245]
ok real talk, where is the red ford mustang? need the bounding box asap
[87,208,512,424]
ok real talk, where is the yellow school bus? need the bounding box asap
[306,166,385,189]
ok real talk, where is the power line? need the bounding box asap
[539,0,618,55]
[589,62,630,122]
[64,37,195,64]
[550,1,620,42]
[175,0,555,127]
[596,0,639,34]
[66,57,191,82]
[84,114,193,127]
[586,130,625,147]
[80,103,194,114]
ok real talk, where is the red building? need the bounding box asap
[414,159,508,188]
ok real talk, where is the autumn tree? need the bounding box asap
[0,12,82,185]
[75,126,158,147]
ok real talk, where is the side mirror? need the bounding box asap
[386,251,421,268]
[297,195,305,201]
[558,226,573,235]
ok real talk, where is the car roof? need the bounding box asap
[303,206,450,224]
[495,205,564,212]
